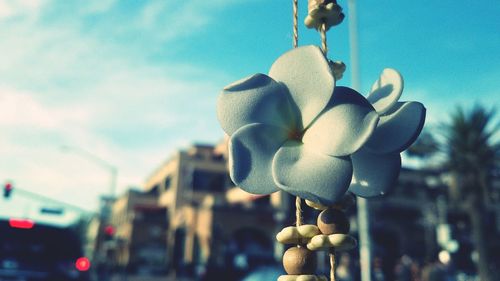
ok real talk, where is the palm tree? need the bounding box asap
[406,130,439,159]
[443,105,499,281]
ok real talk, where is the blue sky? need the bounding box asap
[0,0,499,214]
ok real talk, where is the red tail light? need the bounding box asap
[9,218,35,229]
[75,257,91,272]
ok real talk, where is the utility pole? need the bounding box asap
[348,1,372,281]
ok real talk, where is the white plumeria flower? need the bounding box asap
[349,68,426,197]
[217,46,380,205]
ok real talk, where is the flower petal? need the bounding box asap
[272,140,352,205]
[228,123,289,195]
[302,86,379,157]
[217,74,296,135]
[367,68,404,114]
[269,46,335,129]
[365,101,426,154]
[348,149,401,198]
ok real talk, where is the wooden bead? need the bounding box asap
[308,0,337,12]
[317,208,350,235]
[276,225,321,244]
[306,234,357,251]
[305,0,344,30]
[283,246,317,275]
[278,275,328,281]
[329,60,346,80]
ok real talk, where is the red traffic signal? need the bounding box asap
[104,225,115,240]
[3,182,13,199]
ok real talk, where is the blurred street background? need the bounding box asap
[0,0,499,281]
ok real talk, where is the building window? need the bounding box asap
[164,176,172,191]
[212,154,224,162]
[148,185,160,196]
[191,170,226,192]
[149,226,163,238]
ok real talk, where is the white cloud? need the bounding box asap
[0,0,45,19]
[0,0,14,18]
[0,87,93,129]
[0,0,241,211]
[79,0,116,15]
[0,80,223,210]
[0,69,225,203]
[137,0,252,41]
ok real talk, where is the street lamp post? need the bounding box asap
[60,145,117,198]
[61,145,118,280]
[347,1,373,281]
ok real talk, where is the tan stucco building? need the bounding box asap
[142,143,285,274]
[110,189,168,274]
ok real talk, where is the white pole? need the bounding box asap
[347,1,372,281]
[348,0,361,92]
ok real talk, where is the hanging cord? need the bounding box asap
[330,250,336,281]
[320,21,328,56]
[292,0,303,229]
[295,197,303,226]
[293,0,299,48]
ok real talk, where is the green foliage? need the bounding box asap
[409,104,499,168]
[443,105,499,176]
[440,104,500,281]
[407,130,439,158]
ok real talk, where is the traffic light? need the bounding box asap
[3,182,13,199]
[104,225,115,240]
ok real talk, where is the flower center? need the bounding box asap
[288,130,303,141]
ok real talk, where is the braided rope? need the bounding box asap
[320,21,328,56]
[295,196,303,227]
[330,251,336,281]
[293,0,299,48]
[292,0,303,230]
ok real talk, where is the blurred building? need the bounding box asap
[366,167,500,279]
[84,215,101,261]
[110,189,168,274]
[366,168,448,280]
[142,143,285,278]
[94,141,499,279]
[84,196,116,271]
